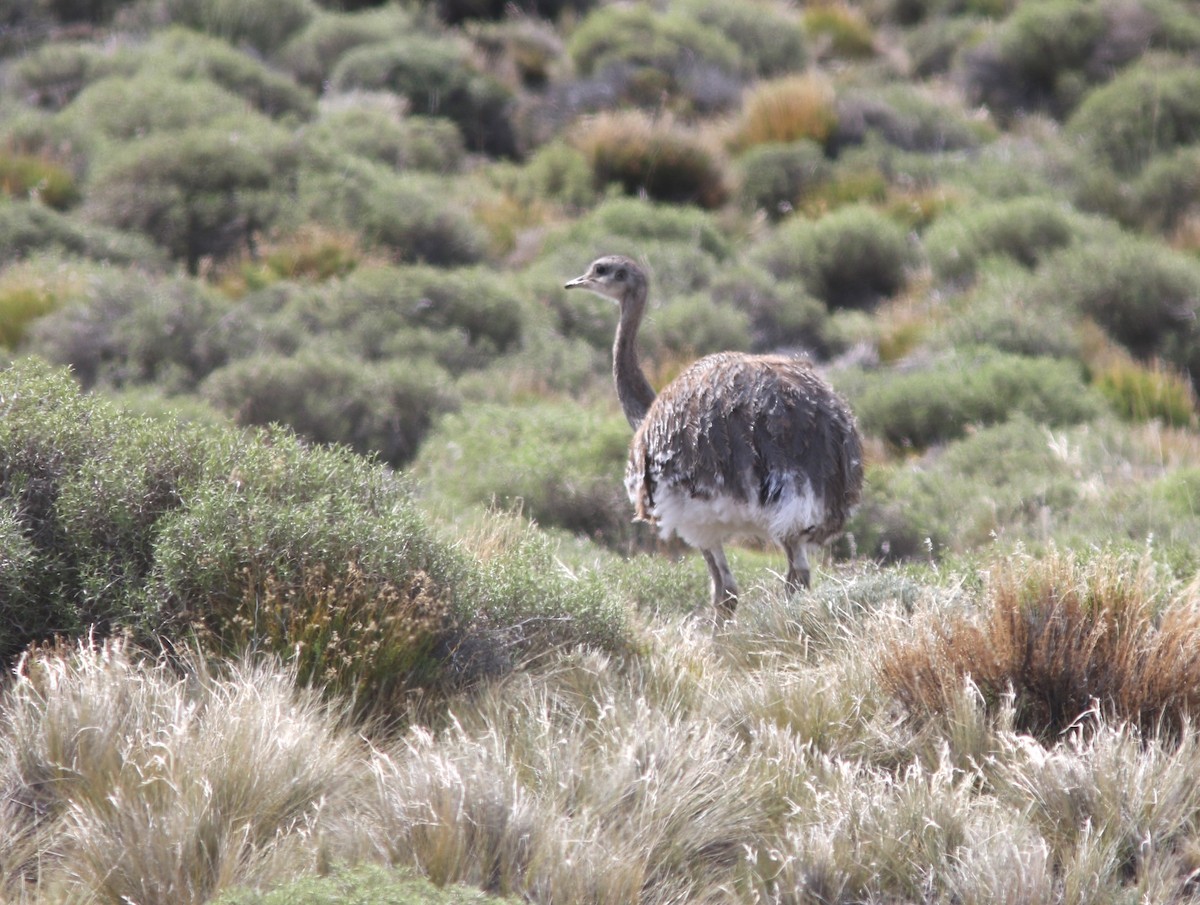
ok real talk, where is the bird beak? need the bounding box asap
[564,274,588,290]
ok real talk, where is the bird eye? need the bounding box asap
[616,268,627,280]
[594,264,609,276]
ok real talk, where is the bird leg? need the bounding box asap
[785,540,811,594]
[702,547,739,620]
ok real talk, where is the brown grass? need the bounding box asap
[732,74,838,151]
[880,552,1200,740]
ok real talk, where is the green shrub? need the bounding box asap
[755,204,913,309]
[511,141,595,209]
[1129,145,1200,234]
[708,266,831,354]
[296,160,486,266]
[12,40,136,110]
[641,292,753,361]
[566,4,743,103]
[0,199,164,268]
[331,35,516,157]
[24,272,233,391]
[305,103,465,173]
[736,140,831,219]
[0,150,79,209]
[846,350,1103,449]
[944,266,1080,360]
[62,74,245,143]
[142,28,317,119]
[1067,63,1200,175]
[905,15,987,78]
[962,0,1107,119]
[832,85,983,154]
[416,401,636,548]
[924,197,1090,285]
[675,0,807,76]
[202,348,457,468]
[1094,357,1197,428]
[802,4,876,59]
[275,6,414,90]
[85,118,297,273]
[161,0,317,55]
[1029,237,1200,381]
[573,111,729,209]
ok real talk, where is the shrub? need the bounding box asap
[1129,145,1200,235]
[881,551,1200,739]
[944,267,1080,360]
[803,3,876,59]
[754,204,912,309]
[415,401,636,548]
[1094,357,1198,428]
[832,85,983,154]
[1028,237,1200,381]
[11,40,135,110]
[303,104,465,173]
[200,349,457,466]
[161,0,317,55]
[0,149,79,209]
[1067,62,1200,175]
[84,118,298,273]
[736,140,831,219]
[0,257,90,350]
[274,6,414,90]
[62,74,245,143]
[905,15,987,78]
[572,111,729,209]
[733,74,838,150]
[331,36,516,157]
[675,0,807,77]
[641,292,753,361]
[566,3,743,113]
[24,271,234,391]
[924,196,1090,285]
[296,160,486,266]
[961,0,1108,119]
[708,266,831,354]
[0,199,164,268]
[142,28,317,119]
[511,141,595,210]
[846,350,1103,449]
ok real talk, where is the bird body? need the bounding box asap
[565,255,863,618]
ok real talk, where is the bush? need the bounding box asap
[832,85,983,154]
[803,3,876,59]
[736,140,831,219]
[331,36,516,157]
[1029,237,1200,381]
[675,0,807,77]
[708,266,831,354]
[142,28,317,119]
[1129,145,1200,234]
[12,40,136,110]
[0,257,92,350]
[755,204,912,309]
[275,6,414,90]
[161,0,317,55]
[84,118,298,273]
[961,0,1108,119]
[566,4,743,113]
[1094,356,1197,428]
[924,197,1091,285]
[296,160,486,266]
[24,271,234,391]
[881,551,1200,739]
[1067,61,1200,176]
[0,149,79,209]
[415,401,636,548]
[303,104,465,173]
[733,74,838,149]
[944,267,1081,360]
[846,350,1103,449]
[572,111,729,209]
[62,74,245,143]
[0,199,164,268]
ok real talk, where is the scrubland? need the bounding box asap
[3,0,1200,901]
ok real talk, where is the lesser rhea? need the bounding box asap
[565,254,864,619]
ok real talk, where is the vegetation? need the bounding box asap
[4,0,1200,902]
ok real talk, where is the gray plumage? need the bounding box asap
[565,254,864,619]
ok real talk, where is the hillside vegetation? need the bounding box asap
[3,0,1200,902]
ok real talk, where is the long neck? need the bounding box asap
[613,291,657,429]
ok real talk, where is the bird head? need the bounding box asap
[564,255,646,306]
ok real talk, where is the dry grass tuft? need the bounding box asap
[881,551,1200,740]
[732,74,838,151]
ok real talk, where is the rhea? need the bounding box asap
[565,255,864,619]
